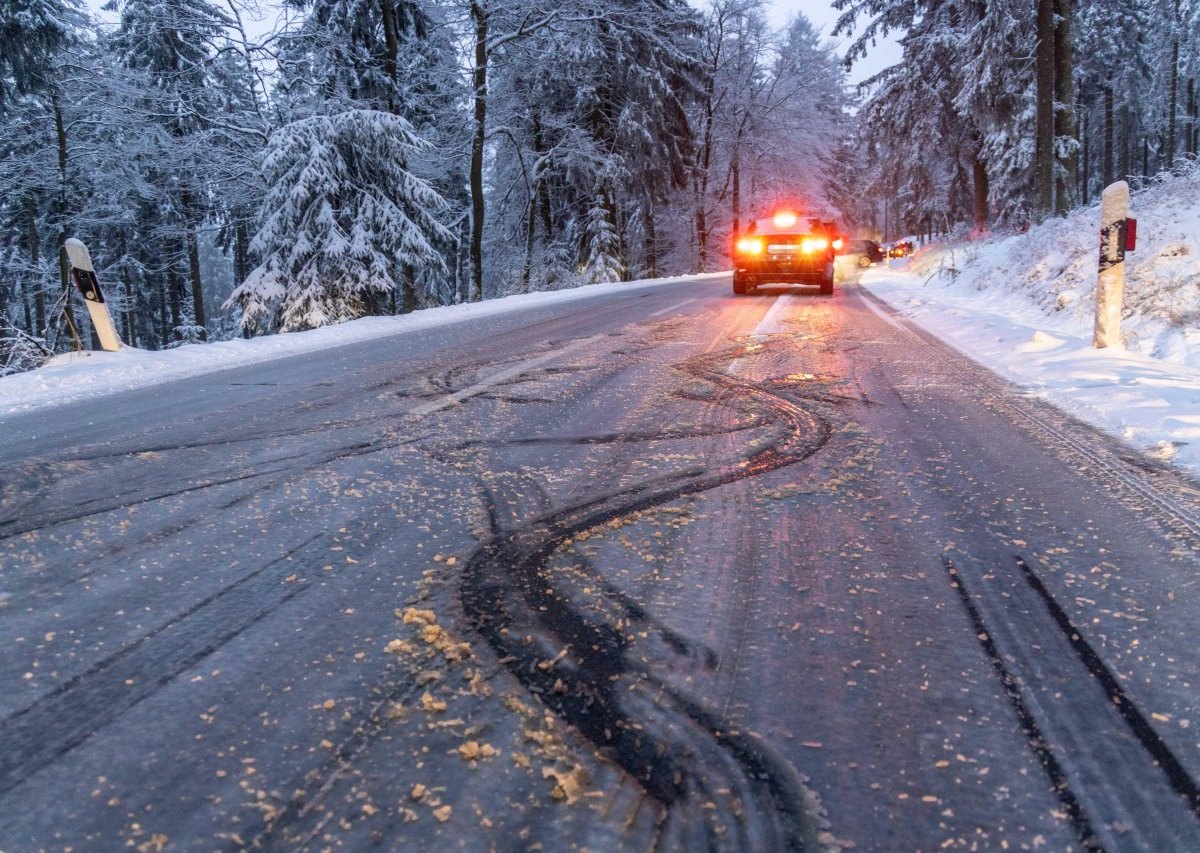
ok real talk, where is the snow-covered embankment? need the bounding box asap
[861,164,1200,476]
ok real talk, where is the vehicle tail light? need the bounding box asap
[735,236,764,256]
[801,237,829,253]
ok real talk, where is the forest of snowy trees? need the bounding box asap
[0,0,1198,370]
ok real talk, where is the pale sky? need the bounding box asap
[768,0,903,87]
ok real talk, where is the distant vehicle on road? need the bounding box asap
[840,239,884,267]
[732,211,839,296]
[886,240,915,258]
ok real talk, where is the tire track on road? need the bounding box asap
[0,533,326,798]
[461,337,837,850]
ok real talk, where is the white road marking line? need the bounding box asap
[857,290,906,330]
[729,294,797,376]
[751,293,799,335]
[408,335,602,417]
[649,298,697,317]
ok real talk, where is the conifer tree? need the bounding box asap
[226,110,450,332]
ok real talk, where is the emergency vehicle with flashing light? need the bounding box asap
[732,211,841,296]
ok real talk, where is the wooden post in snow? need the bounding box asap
[64,238,123,352]
[1094,181,1130,349]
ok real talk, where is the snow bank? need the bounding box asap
[862,162,1200,476]
[0,273,723,420]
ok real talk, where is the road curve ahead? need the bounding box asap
[3,277,1200,851]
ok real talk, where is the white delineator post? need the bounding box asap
[64,238,123,352]
[1094,181,1129,349]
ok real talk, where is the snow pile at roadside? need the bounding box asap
[861,162,1200,476]
[904,163,1200,362]
[0,274,719,420]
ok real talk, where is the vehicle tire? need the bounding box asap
[858,255,871,268]
[819,275,834,296]
[732,275,748,295]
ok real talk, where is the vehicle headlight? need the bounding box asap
[736,237,765,256]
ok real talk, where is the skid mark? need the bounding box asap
[461,338,838,850]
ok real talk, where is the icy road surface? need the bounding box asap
[2,277,1200,850]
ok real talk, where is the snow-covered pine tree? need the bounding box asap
[0,0,85,354]
[580,191,624,283]
[837,0,1035,233]
[0,0,83,112]
[263,0,460,313]
[108,0,233,342]
[1075,0,1158,194]
[482,0,703,287]
[0,94,58,339]
[226,110,451,333]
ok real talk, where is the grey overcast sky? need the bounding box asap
[768,0,903,87]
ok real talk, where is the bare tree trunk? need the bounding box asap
[53,93,81,350]
[186,229,205,339]
[972,157,990,235]
[1054,0,1076,214]
[1103,87,1114,187]
[1167,0,1180,169]
[468,0,488,302]
[166,240,184,341]
[379,0,400,112]
[1081,105,1090,204]
[182,189,206,341]
[22,283,34,334]
[1188,78,1197,159]
[695,73,715,271]
[1120,105,1132,184]
[118,234,135,346]
[643,198,657,279]
[522,196,536,290]
[402,263,417,313]
[159,274,171,347]
[531,113,552,240]
[1035,0,1055,216]
[234,220,250,289]
[730,135,741,239]
[27,193,44,335]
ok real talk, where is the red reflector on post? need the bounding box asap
[1125,218,1137,252]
